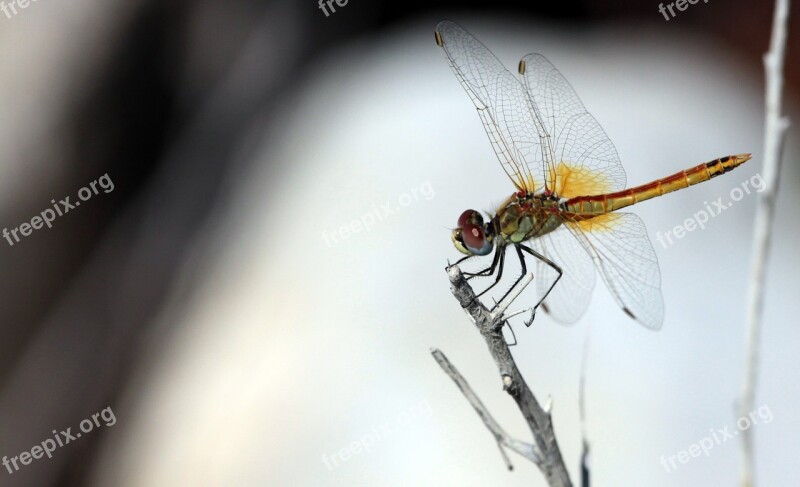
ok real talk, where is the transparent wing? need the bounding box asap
[529,226,596,324]
[519,53,626,195]
[435,21,548,192]
[563,213,664,330]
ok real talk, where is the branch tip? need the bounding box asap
[436,265,573,486]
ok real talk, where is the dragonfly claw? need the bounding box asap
[504,321,518,346]
[501,306,534,325]
[523,307,538,327]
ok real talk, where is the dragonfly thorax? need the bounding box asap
[494,193,563,244]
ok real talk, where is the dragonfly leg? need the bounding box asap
[446,254,472,270]
[475,247,505,298]
[520,243,563,318]
[464,245,501,280]
[504,320,517,347]
[491,245,527,311]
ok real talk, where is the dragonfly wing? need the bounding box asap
[436,21,548,193]
[519,53,626,196]
[529,226,596,324]
[563,213,664,330]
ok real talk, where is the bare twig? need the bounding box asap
[578,323,593,487]
[433,265,573,487]
[740,0,790,485]
[490,273,534,321]
[431,349,542,468]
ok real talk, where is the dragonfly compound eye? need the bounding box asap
[457,209,484,228]
[462,223,492,255]
[450,228,470,255]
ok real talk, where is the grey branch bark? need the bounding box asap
[433,265,572,487]
[740,0,790,486]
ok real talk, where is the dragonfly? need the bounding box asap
[435,21,751,330]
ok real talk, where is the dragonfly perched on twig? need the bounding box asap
[436,21,751,330]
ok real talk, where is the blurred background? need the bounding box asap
[0,0,798,485]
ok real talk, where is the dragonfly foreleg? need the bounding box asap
[447,254,472,270]
[475,247,505,298]
[490,245,528,312]
[464,244,502,279]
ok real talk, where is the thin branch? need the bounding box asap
[433,265,573,487]
[578,323,593,487]
[740,0,790,486]
[490,273,534,321]
[431,349,542,467]
[580,442,590,487]
[578,324,592,445]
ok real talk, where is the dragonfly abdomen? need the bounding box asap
[564,153,752,217]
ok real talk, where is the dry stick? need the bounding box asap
[578,323,593,487]
[740,0,791,486]
[432,265,573,487]
[430,350,542,469]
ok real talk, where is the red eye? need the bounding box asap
[461,223,485,249]
[457,209,484,228]
[457,210,473,227]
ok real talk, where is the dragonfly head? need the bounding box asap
[452,209,493,256]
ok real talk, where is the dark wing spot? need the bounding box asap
[541,303,550,314]
[622,307,636,319]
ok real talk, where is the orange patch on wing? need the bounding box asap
[568,213,619,233]
[514,173,536,193]
[554,162,614,198]
[526,174,537,193]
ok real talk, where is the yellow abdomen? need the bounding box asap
[564,154,752,218]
